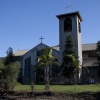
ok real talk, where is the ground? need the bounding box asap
[0,84,100,100]
[0,91,100,100]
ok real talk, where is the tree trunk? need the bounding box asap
[44,66,49,84]
[46,66,49,84]
[44,67,47,84]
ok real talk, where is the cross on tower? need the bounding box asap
[66,3,72,12]
[39,36,44,43]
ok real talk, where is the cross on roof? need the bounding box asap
[66,3,72,12]
[39,36,44,43]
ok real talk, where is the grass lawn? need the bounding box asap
[14,84,100,93]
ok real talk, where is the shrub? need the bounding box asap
[0,60,20,92]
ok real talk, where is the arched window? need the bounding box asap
[64,17,72,32]
[79,22,81,33]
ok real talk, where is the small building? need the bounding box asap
[82,43,99,83]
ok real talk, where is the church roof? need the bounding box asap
[56,11,83,22]
[82,43,96,51]
[13,43,50,57]
[13,49,29,56]
[52,43,97,52]
[52,45,59,51]
[22,43,50,57]
[13,43,97,56]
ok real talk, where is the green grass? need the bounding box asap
[14,84,100,93]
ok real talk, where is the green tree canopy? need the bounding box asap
[37,48,53,84]
[0,47,20,92]
[5,47,14,65]
[61,35,78,80]
[97,40,100,61]
[0,59,20,92]
[63,34,75,56]
[96,40,100,77]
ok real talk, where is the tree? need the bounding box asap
[63,34,75,56]
[0,59,20,92]
[61,35,79,81]
[52,63,60,77]
[0,47,20,92]
[36,48,60,83]
[34,63,44,83]
[37,48,53,84]
[5,47,14,65]
[0,59,4,91]
[96,40,100,77]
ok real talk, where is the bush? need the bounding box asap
[0,60,20,92]
[31,81,35,92]
[44,84,51,90]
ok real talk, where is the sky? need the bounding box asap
[0,0,100,57]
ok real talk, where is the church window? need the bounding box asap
[88,52,96,59]
[64,17,72,32]
[24,57,31,77]
[79,21,81,32]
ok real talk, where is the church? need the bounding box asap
[13,11,99,84]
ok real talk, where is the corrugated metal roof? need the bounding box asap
[13,43,97,56]
[52,45,59,51]
[82,43,96,51]
[13,49,29,56]
[52,43,97,51]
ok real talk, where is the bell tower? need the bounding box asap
[56,11,83,82]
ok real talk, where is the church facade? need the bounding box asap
[18,43,59,84]
[12,11,99,84]
[13,43,99,84]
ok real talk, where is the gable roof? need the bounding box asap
[13,43,97,56]
[23,43,50,57]
[13,43,50,57]
[13,49,29,56]
[52,45,59,51]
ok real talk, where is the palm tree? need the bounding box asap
[38,48,53,85]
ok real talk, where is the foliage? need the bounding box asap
[63,34,75,56]
[38,48,53,66]
[37,48,53,84]
[0,59,4,81]
[61,35,79,80]
[44,84,51,90]
[52,63,61,77]
[31,81,35,92]
[6,47,13,56]
[0,59,20,92]
[96,40,100,77]
[37,47,59,90]
[0,47,20,92]
[5,47,14,65]
[34,63,44,83]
